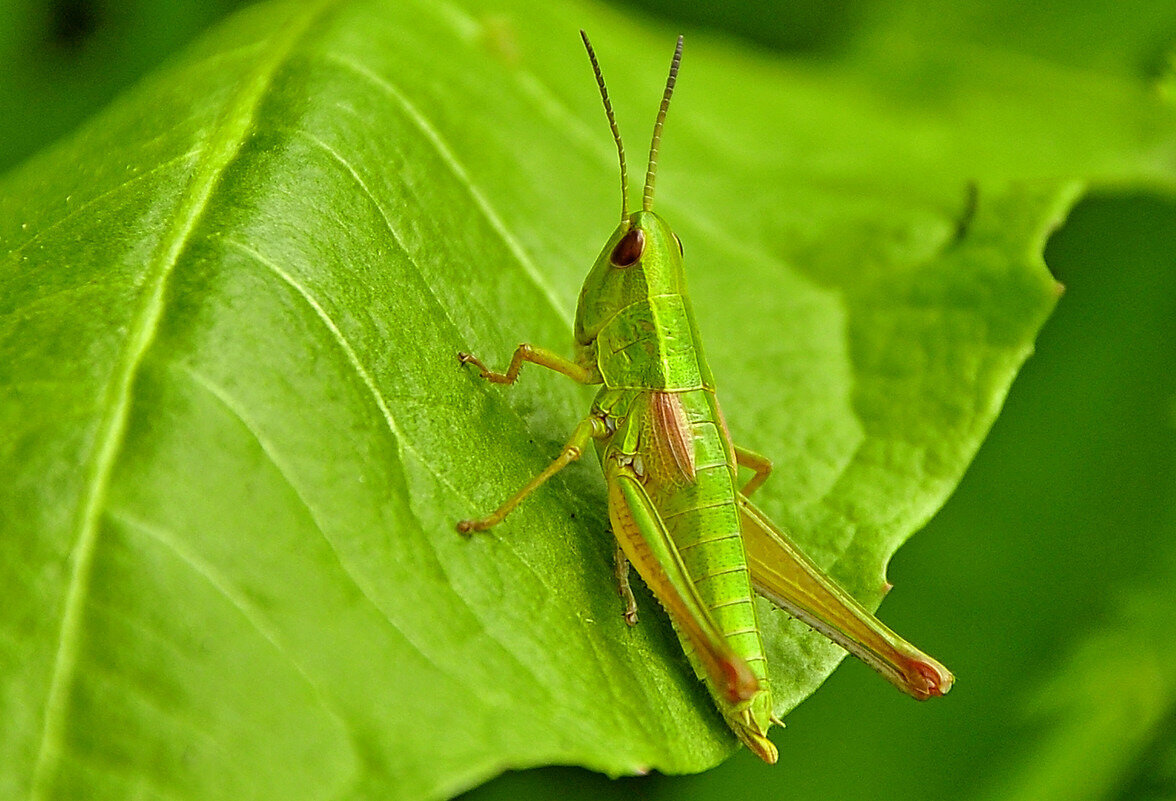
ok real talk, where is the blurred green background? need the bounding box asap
[4,1,1171,799]
[0,0,250,173]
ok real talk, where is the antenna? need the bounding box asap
[580,30,628,222]
[642,35,684,211]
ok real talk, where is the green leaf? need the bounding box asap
[1,1,1172,800]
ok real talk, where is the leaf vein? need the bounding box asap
[322,51,573,325]
[177,364,476,691]
[29,5,340,797]
[217,239,581,712]
[221,237,470,504]
[105,506,362,769]
[0,149,201,268]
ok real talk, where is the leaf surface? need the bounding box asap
[1,1,1174,799]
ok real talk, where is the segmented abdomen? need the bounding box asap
[641,389,770,694]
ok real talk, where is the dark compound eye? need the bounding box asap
[673,232,684,255]
[610,228,645,267]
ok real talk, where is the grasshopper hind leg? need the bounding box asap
[613,541,639,625]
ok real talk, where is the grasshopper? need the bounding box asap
[456,32,953,763]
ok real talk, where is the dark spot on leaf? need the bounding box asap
[48,0,101,49]
[954,182,979,244]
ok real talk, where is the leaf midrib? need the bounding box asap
[28,4,340,797]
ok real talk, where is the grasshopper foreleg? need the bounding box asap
[458,343,595,385]
[734,445,773,497]
[457,416,607,534]
[613,542,639,626]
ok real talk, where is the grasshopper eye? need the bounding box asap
[611,228,645,267]
[673,232,683,255]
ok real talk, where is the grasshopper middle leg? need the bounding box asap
[734,445,773,497]
[457,416,607,533]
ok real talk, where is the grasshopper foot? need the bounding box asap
[457,350,514,384]
[456,518,492,535]
[456,350,484,370]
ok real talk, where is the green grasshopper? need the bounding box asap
[457,31,953,763]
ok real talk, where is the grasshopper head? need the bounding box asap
[575,32,686,348]
[574,210,686,346]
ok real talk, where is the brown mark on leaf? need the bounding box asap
[651,391,695,482]
[478,16,521,66]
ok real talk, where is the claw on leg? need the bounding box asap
[457,348,523,384]
[457,343,596,386]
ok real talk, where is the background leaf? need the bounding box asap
[1,1,1173,800]
[0,0,250,172]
